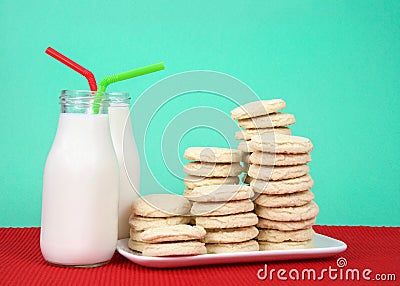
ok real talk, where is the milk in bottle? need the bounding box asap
[108,92,140,239]
[41,90,119,267]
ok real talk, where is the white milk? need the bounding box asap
[108,104,140,239]
[41,113,119,266]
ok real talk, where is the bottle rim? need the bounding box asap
[60,90,131,104]
[60,90,129,97]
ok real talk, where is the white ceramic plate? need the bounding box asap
[116,233,347,268]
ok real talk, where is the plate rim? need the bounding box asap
[116,233,347,267]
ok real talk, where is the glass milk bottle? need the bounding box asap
[108,92,140,239]
[41,90,119,267]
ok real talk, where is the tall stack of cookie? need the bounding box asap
[183,147,259,253]
[230,99,294,184]
[129,194,207,256]
[185,184,259,253]
[248,134,319,250]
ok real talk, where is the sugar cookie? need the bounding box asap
[184,162,243,177]
[191,199,254,216]
[237,141,255,153]
[258,227,315,242]
[129,215,191,231]
[238,113,296,129]
[184,184,254,202]
[257,217,316,231]
[128,239,146,252]
[249,151,311,166]
[255,201,319,221]
[140,225,206,243]
[184,147,242,163]
[250,134,313,154]
[235,127,291,140]
[195,212,258,229]
[142,241,207,257]
[231,99,286,120]
[254,190,314,208]
[206,240,259,254]
[259,240,313,251]
[248,164,309,181]
[131,194,191,217]
[251,174,314,194]
[201,226,259,243]
[184,175,240,189]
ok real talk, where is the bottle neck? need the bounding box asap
[59,90,131,113]
[60,90,109,114]
[108,92,131,107]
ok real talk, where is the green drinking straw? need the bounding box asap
[93,62,165,113]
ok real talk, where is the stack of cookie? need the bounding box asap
[248,134,319,250]
[186,184,259,253]
[129,194,208,256]
[230,99,294,183]
[183,147,243,190]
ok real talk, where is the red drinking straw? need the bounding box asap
[45,47,97,91]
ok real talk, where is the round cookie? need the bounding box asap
[238,113,296,129]
[131,194,191,217]
[140,225,206,243]
[257,217,316,231]
[201,226,259,243]
[259,240,313,251]
[142,241,207,257]
[184,162,243,177]
[184,147,242,163]
[184,184,254,202]
[237,141,255,153]
[130,228,144,242]
[129,215,191,231]
[248,164,310,181]
[206,240,259,254]
[258,227,315,242]
[191,199,254,216]
[235,127,291,140]
[250,134,313,154]
[255,201,319,221]
[250,174,314,194]
[231,99,286,120]
[128,239,146,252]
[196,212,258,229]
[254,190,314,207]
[184,175,240,189]
[249,151,312,166]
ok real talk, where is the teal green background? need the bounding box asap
[1,1,399,227]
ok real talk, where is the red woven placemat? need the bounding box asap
[0,226,399,285]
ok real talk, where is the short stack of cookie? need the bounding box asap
[183,147,243,190]
[129,194,207,256]
[185,184,259,253]
[183,147,259,253]
[230,99,294,184]
[248,133,319,250]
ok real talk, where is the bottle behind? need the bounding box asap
[41,91,119,267]
[108,92,140,239]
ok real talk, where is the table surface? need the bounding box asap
[0,226,399,285]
